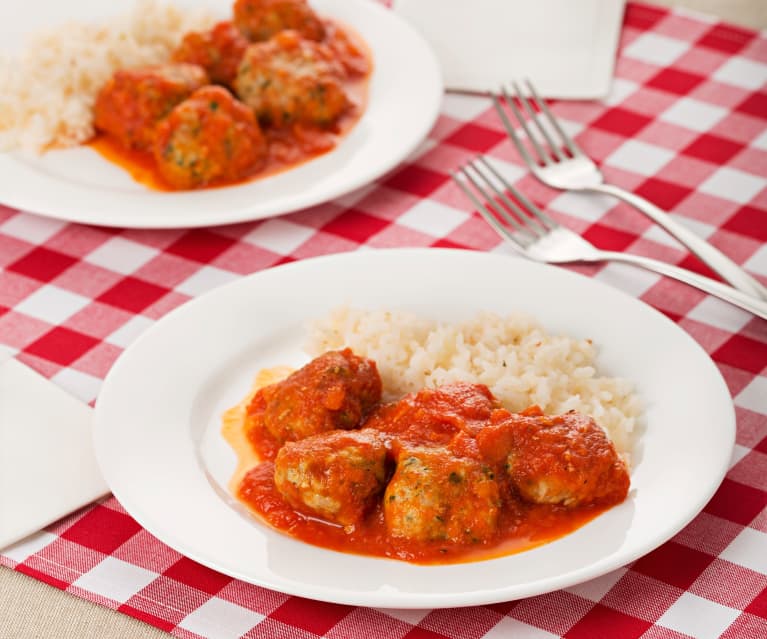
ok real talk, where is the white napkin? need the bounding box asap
[391,0,626,99]
[0,353,109,549]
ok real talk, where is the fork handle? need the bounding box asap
[587,183,767,301]
[598,250,767,320]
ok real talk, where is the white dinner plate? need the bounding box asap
[93,248,735,608]
[0,0,442,228]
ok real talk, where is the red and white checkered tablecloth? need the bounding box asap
[2,3,766,638]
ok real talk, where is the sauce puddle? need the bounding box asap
[89,19,371,191]
[221,368,614,565]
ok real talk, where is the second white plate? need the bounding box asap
[93,248,735,608]
[0,0,442,228]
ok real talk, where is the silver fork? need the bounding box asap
[451,156,767,320]
[492,79,767,302]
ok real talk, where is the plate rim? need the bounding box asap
[93,247,736,607]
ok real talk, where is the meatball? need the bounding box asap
[323,20,370,78]
[153,86,267,189]
[477,409,630,508]
[172,21,250,87]
[247,348,382,449]
[383,446,500,544]
[233,0,325,42]
[274,429,387,527]
[234,30,349,128]
[365,382,501,446]
[93,63,209,150]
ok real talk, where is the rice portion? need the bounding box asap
[306,306,642,458]
[0,0,214,152]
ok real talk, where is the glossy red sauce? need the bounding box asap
[88,20,370,191]
[224,370,626,565]
[238,460,609,564]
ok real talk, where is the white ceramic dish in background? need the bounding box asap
[92,249,735,608]
[0,0,442,229]
[392,0,625,98]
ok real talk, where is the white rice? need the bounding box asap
[306,306,642,458]
[0,0,214,152]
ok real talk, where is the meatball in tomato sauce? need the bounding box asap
[233,0,325,42]
[247,348,382,451]
[274,429,388,528]
[153,85,267,189]
[94,63,209,151]
[322,20,370,78]
[477,408,630,508]
[365,381,501,447]
[234,30,349,128]
[384,446,501,544]
[172,21,250,87]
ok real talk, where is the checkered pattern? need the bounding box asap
[2,3,766,638]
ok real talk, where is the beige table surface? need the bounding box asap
[2,1,766,638]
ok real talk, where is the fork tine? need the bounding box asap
[475,156,560,231]
[507,182,559,231]
[472,157,547,236]
[511,80,566,162]
[457,163,535,240]
[524,78,582,158]
[498,85,551,167]
[450,167,532,251]
[490,93,539,170]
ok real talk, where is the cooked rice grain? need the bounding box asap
[306,307,642,458]
[0,0,214,152]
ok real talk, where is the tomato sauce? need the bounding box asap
[237,460,610,564]
[223,367,625,566]
[88,88,367,191]
[88,20,371,191]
